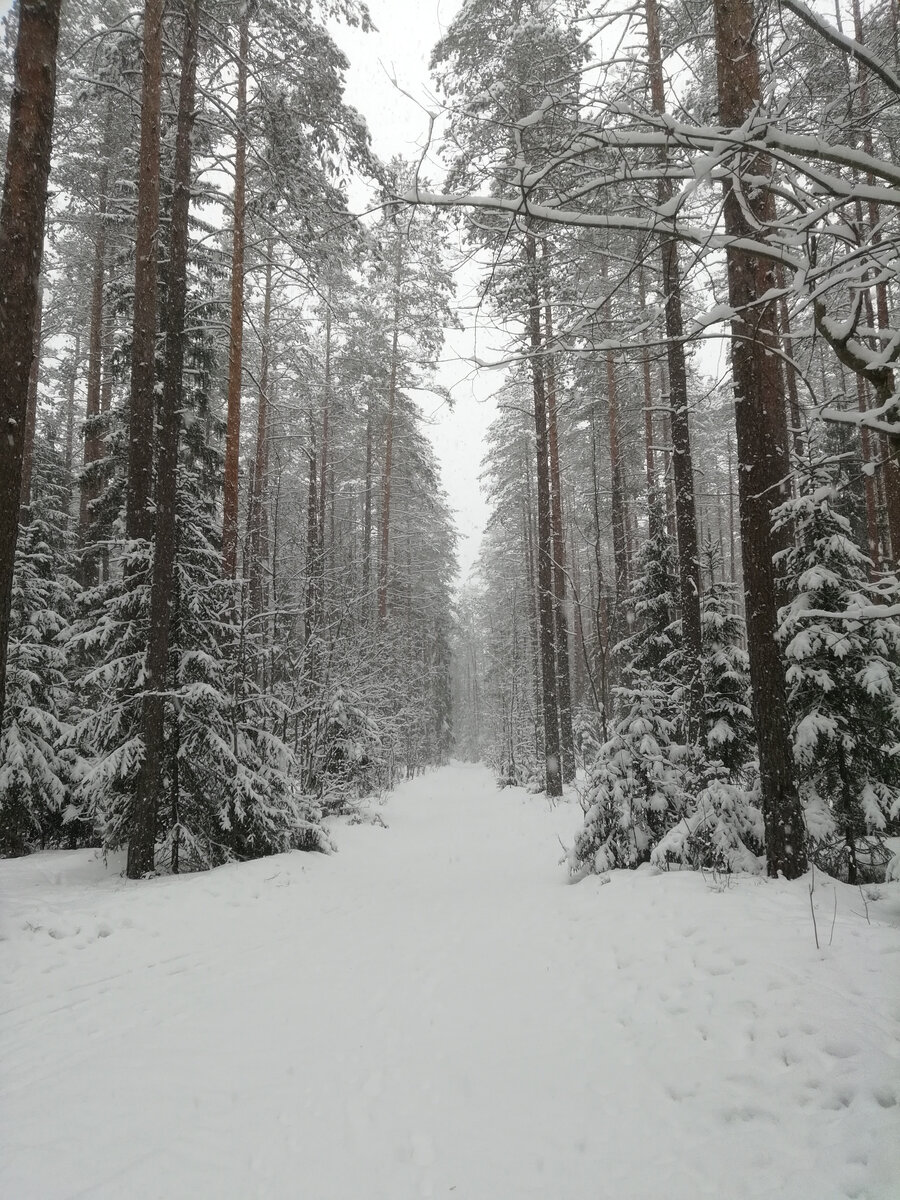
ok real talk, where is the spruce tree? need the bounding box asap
[776,460,900,883]
[569,496,689,873]
[0,439,79,855]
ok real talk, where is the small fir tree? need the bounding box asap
[569,495,690,873]
[651,544,764,874]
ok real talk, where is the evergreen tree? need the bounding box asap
[0,439,79,854]
[776,460,900,883]
[569,496,690,873]
[699,543,754,778]
[650,544,763,874]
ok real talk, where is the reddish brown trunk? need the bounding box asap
[0,0,62,728]
[222,10,249,579]
[713,0,806,879]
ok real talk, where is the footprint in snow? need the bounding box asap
[871,1085,897,1109]
[822,1038,859,1060]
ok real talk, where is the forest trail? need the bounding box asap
[2,764,899,1200]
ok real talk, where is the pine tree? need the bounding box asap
[776,459,900,883]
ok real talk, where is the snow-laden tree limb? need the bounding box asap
[779,0,900,99]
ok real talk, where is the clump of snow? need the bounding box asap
[2,765,898,1199]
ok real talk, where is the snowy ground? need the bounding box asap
[2,764,899,1200]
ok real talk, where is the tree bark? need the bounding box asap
[64,333,80,477]
[247,240,274,622]
[713,0,807,879]
[0,0,62,728]
[541,243,575,782]
[378,234,403,625]
[126,0,164,554]
[318,289,332,614]
[525,233,562,797]
[18,280,44,519]
[79,105,112,586]
[222,8,249,579]
[127,0,201,879]
[363,391,373,606]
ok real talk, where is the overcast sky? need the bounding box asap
[333,1,499,585]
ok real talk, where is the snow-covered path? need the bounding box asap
[2,764,899,1199]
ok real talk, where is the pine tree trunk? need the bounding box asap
[713,0,807,880]
[0,0,62,729]
[645,0,703,742]
[19,281,44,519]
[304,435,321,649]
[125,0,164,554]
[247,241,274,621]
[378,236,403,625]
[79,105,111,585]
[222,9,249,580]
[856,376,882,566]
[638,267,656,501]
[64,333,80,477]
[363,392,373,604]
[541,244,575,782]
[127,0,200,879]
[525,233,562,797]
[606,347,629,609]
[522,442,543,766]
[601,255,630,616]
[318,292,332,613]
[775,264,804,460]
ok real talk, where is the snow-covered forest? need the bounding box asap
[1,0,899,1196]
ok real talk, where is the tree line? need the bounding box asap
[439,0,900,884]
[0,0,457,876]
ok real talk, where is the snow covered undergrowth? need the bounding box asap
[2,764,899,1200]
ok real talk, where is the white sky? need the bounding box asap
[333,1,499,586]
